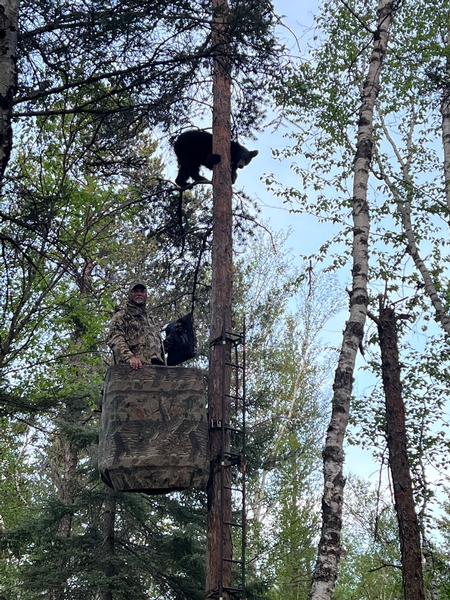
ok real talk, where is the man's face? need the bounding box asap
[131,285,147,304]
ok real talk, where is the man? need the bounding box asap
[108,281,166,369]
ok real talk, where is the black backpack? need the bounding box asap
[164,313,197,366]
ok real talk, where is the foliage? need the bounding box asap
[232,231,345,599]
[3,0,450,596]
[334,477,403,600]
[260,0,450,596]
[266,0,450,578]
[15,0,286,152]
[0,102,216,598]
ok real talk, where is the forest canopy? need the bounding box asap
[0,0,450,599]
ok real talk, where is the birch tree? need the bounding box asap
[268,0,450,595]
[0,0,19,182]
[308,2,398,597]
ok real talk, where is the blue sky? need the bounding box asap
[237,0,328,256]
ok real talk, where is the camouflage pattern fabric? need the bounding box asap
[98,364,209,494]
[108,302,166,365]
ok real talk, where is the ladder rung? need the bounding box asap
[224,331,244,340]
[210,585,244,592]
[210,420,235,430]
[224,485,244,493]
[223,558,244,565]
[209,421,243,434]
[223,453,241,464]
[222,586,244,594]
[225,362,244,369]
[228,427,244,434]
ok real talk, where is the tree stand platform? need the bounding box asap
[98,364,209,494]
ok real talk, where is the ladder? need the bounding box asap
[210,319,247,599]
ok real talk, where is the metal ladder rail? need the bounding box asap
[217,321,246,599]
[227,327,246,598]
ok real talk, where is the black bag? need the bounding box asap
[164,313,196,366]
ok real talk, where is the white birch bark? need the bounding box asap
[442,96,450,209]
[308,1,397,598]
[441,33,450,210]
[0,0,19,183]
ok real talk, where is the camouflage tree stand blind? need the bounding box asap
[98,364,209,494]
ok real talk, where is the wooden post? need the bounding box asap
[206,0,233,597]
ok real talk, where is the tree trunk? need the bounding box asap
[98,491,116,600]
[49,260,95,600]
[206,0,233,597]
[309,2,397,598]
[56,438,78,540]
[441,32,450,210]
[48,433,78,600]
[0,0,19,183]
[376,305,425,600]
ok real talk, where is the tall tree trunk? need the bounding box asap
[49,260,95,600]
[0,0,19,183]
[441,32,450,210]
[308,1,397,598]
[48,431,79,600]
[206,0,233,597]
[98,490,116,600]
[376,305,425,600]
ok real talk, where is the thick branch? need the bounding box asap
[375,115,450,336]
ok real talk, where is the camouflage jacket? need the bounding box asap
[108,303,166,365]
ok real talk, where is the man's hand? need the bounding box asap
[129,357,143,370]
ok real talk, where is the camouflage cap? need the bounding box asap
[128,279,147,291]
[128,280,147,302]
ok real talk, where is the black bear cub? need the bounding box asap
[174,130,258,188]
